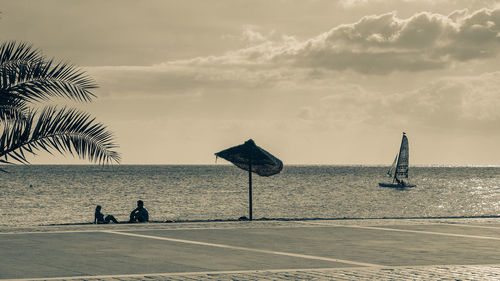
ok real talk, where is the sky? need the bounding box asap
[1,0,500,165]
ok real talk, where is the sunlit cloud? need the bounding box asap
[87,7,500,101]
[168,8,500,74]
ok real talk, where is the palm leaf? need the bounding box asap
[0,41,97,104]
[0,58,97,103]
[0,42,42,68]
[0,107,120,165]
[0,97,29,122]
[0,41,120,170]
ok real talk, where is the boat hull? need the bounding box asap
[378,183,416,188]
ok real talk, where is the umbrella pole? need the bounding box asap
[249,161,252,221]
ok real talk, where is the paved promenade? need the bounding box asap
[0,218,499,280]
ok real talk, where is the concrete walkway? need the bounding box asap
[1,218,499,280]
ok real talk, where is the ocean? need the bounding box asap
[0,165,499,228]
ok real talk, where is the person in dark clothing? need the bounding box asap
[94,205,118,224]
[129,200,149,223]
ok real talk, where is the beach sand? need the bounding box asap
[1,218,499,280]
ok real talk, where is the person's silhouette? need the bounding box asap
[129,200,149,223]
[94,205,118,224]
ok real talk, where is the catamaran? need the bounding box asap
[379,132,416,188]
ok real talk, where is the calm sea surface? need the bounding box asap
[0,165,499,227]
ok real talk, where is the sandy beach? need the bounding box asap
[1,217,499,280]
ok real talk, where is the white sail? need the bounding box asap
[387,154,398,177]
[394,133,409,184]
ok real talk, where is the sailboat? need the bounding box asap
[379,132,416,188]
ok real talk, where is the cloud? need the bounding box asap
[295,8,500,73]
[240,25,269,44]
[170,8,500,74]
[301,71,500,134]
[221,25,274,45]
[83,7,500,136]
[86,64,314,100]
[397,72,500,129]
[337,0,370,8]
[86,7,500,100]
[337,0,497,9]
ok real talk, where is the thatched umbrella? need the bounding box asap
[215,139,283,220]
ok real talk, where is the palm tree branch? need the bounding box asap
[1,59,97,102]
[0,42,43,68]
[2,131,119,163]
[0,107,120,164]
[0,97,29,121]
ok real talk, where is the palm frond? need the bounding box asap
[0,88,29,124]
[0,104,29,122]
[0,57,97,103]
[0,42,42,68]
[0,106,120,164]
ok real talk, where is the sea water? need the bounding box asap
[0,165,499,227]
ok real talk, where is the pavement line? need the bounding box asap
[0,230,104,235]
[440,223,500,230]
[0,223,327,235]
[353,226,500,240]
[298,221,500,240]
[104,230,381,267]
[3,221,497,236]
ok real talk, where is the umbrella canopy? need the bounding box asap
[215,139,283,220]
[215,139,283,176]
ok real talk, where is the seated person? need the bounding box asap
[94,205,118,224]
[129,200,149,223]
